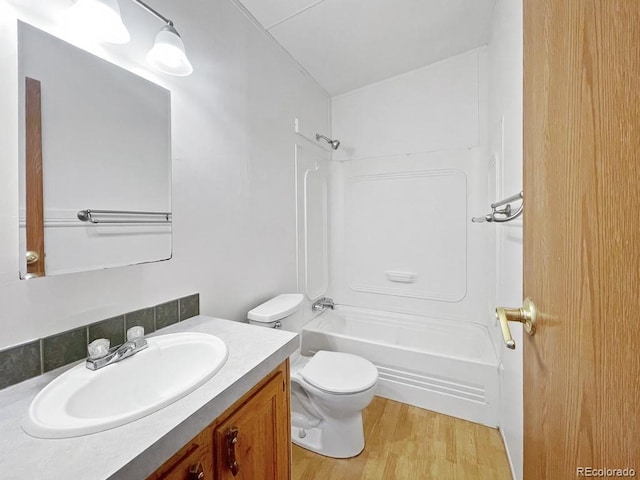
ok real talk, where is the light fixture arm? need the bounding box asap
[130,0,173,26]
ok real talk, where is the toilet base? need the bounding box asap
[291,412,365,458]
[292,426,323,453]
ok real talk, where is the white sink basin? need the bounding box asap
[23,332,228,439]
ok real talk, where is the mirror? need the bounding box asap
[18,22,172,278]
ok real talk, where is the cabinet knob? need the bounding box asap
[227,426,240,476]
[188,462,205,480]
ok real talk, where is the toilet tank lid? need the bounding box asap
[247,294,304,322]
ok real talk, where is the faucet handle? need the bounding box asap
[87,338,110,360]
[126,326,145,341]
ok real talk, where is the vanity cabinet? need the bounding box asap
[148,427,213,480]
[148,361,291,480]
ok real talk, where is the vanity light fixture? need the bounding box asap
[67,0,193,76]
[146,25,193,76]
[67,0,131,44]
[132,0,194,76]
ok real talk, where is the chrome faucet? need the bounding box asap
[86,327,148,370]
[312,297,335,312]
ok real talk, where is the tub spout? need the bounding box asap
[312,297,335,312]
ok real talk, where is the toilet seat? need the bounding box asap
[300,351,378,394]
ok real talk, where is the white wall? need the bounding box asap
[488,1,524,478]
[0,3,20,289]
[329,49,491,324]
[0,0,329,350]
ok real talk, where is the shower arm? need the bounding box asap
[315,133,340,150]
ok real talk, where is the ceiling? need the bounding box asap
[236,0,497,96]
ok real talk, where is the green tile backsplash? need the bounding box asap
[88,316,125,346]
[42,327,87,372]
[179,294,200,321]
[155,300,179,329]
[125,307,156,334]
[0,341,41,390]
[0,293,199,390]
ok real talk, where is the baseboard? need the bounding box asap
[498,427,517,480]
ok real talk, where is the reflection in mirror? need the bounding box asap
[18,22,172,279]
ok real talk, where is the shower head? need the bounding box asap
[316,133,340,150]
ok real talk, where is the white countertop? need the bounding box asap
[0,316,298,480]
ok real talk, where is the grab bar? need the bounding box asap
[77,209,171,224]
[490,191,523,209]
[471,191,523,224]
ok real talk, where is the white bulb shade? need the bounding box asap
[67,0,130,44]
[146,26,193,76]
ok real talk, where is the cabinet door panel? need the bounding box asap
[150,428,213,480]
[214,371,289,480]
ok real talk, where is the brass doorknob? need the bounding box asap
[26,251,39,265]
[496,298,537,350]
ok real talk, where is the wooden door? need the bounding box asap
[214,369,290,480]
[25,77,46,277]
[523,0,640,478]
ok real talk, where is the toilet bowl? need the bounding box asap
[289,351,377,458]
[248,295,379,458]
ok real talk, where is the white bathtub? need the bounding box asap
[301,306,499,427]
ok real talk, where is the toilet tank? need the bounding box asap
[248,294,304,330]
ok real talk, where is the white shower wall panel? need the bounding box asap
[346,167,467,302]
[295,144,330,306]
[331,49,484,161]
[329,47,489,324]
[328,149,489,322]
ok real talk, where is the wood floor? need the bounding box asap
[292,397,512,480]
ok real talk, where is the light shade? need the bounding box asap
[67,0,130,44]
[146,25,193,76]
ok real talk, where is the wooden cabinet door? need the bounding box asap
[148,427,213,480]
[214,370,290,480]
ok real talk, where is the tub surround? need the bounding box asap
[0,315,298,479]
[0,293,199,390]
[328,49,489,325]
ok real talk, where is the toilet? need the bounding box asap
[248,294,378,458]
